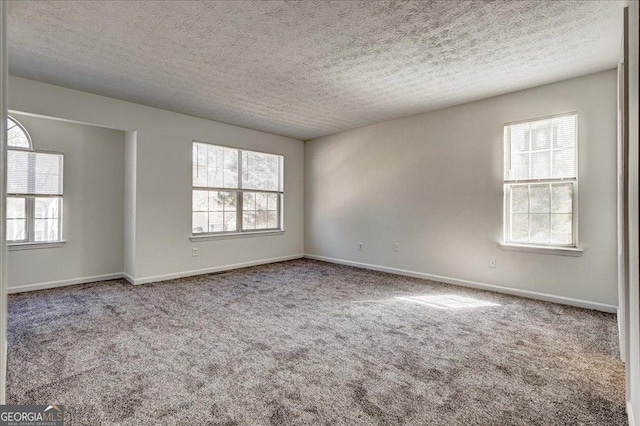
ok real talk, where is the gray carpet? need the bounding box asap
[7,259,626,425]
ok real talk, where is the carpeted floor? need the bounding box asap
[7,259,626,425]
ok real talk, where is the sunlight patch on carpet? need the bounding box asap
[396,294,501,309]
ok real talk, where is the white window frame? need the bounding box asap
[190,140,284,240]
[501,112,582,255]
[6,116,65,249]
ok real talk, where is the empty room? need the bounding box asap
[0,1,638,425]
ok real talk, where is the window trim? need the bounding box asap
[502,112,580,251]
[8,241,66,251]
[191,140,284,238]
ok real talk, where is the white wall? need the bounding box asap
[0,0,8,404]
[8,76,305,284]
[305,70,618,310]
[625,1,639,423]
[7,113,125,290]
[124,130,137,280]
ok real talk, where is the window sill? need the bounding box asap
[8,241,66,251]
[189,230,284,242]
[499,243,583,257]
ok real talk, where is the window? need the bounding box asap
[192,141,283,235]
[6,117,64,244]
[503,113,577,247]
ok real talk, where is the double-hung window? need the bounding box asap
[503,113,577,247]
[192,141,283,236]
[6,117,64,244]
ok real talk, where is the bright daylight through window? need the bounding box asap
[6,117,64,244]
[192,142,283,235]
[503,113,577,247]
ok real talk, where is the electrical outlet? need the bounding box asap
[358,242,363,251]
[192,247,199,257]
[489,258,496,268]
[394,242,400,252]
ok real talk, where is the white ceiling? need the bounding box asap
[7,1,623,140]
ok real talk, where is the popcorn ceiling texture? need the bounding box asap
[7,0,622,140]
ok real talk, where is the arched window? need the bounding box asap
[7,116,33,149]
[6,116,64,245]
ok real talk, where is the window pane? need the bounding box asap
[6,197,26,219]
[192,190,208,212]
[530,185,550,213]
[530,121,551,150]
[510,123,529,153]
[192,212,208,234]
[223,212,237,232]
[7,219,26,241]
[266,193,278,211]
[255,210,268,229]
[243,192,255,210]
[267,211,278,229]
[530,214,550,243]
[242,191,279,231]
[223,148,238,188]
[510,186,529,213]
[7,118,31,148]
[204,145,238,189]
[34,197,60,219]
[192,191,237,233]
[505,114,576,181]
[34,219,59,242]
[510,153,529,180]
[193,165,207,187]
[7,151,63,195]
[242,151,281,191]
[209,212,224,232]
[193,142,208,168]
[510,213,528,242]
[192,143,239,189]
[551,214,572,245]
[552,148,575,178]
[209,191,236,212]
[34,153,63,195]
[553,116,575,148]
[531,151,550,179]
[8,125,30,148]
[207,145,224,188]
[209,191,224,211]
[7,150,28,193]
[243,211,256,230]
[551,183,572,213]
[255,193,268,211]
[221,191,237,211]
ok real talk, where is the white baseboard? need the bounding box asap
[7,254,306,290]
[305,254,617,313]
[131,254,305,285]
[629,401,637,426]
[6,254,617,314]
[7,273,125,294]
[122,272,135,285]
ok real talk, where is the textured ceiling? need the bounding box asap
[7,1,623,140]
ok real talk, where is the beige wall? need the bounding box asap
[7,113,125,290]
[305,70,618,310]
